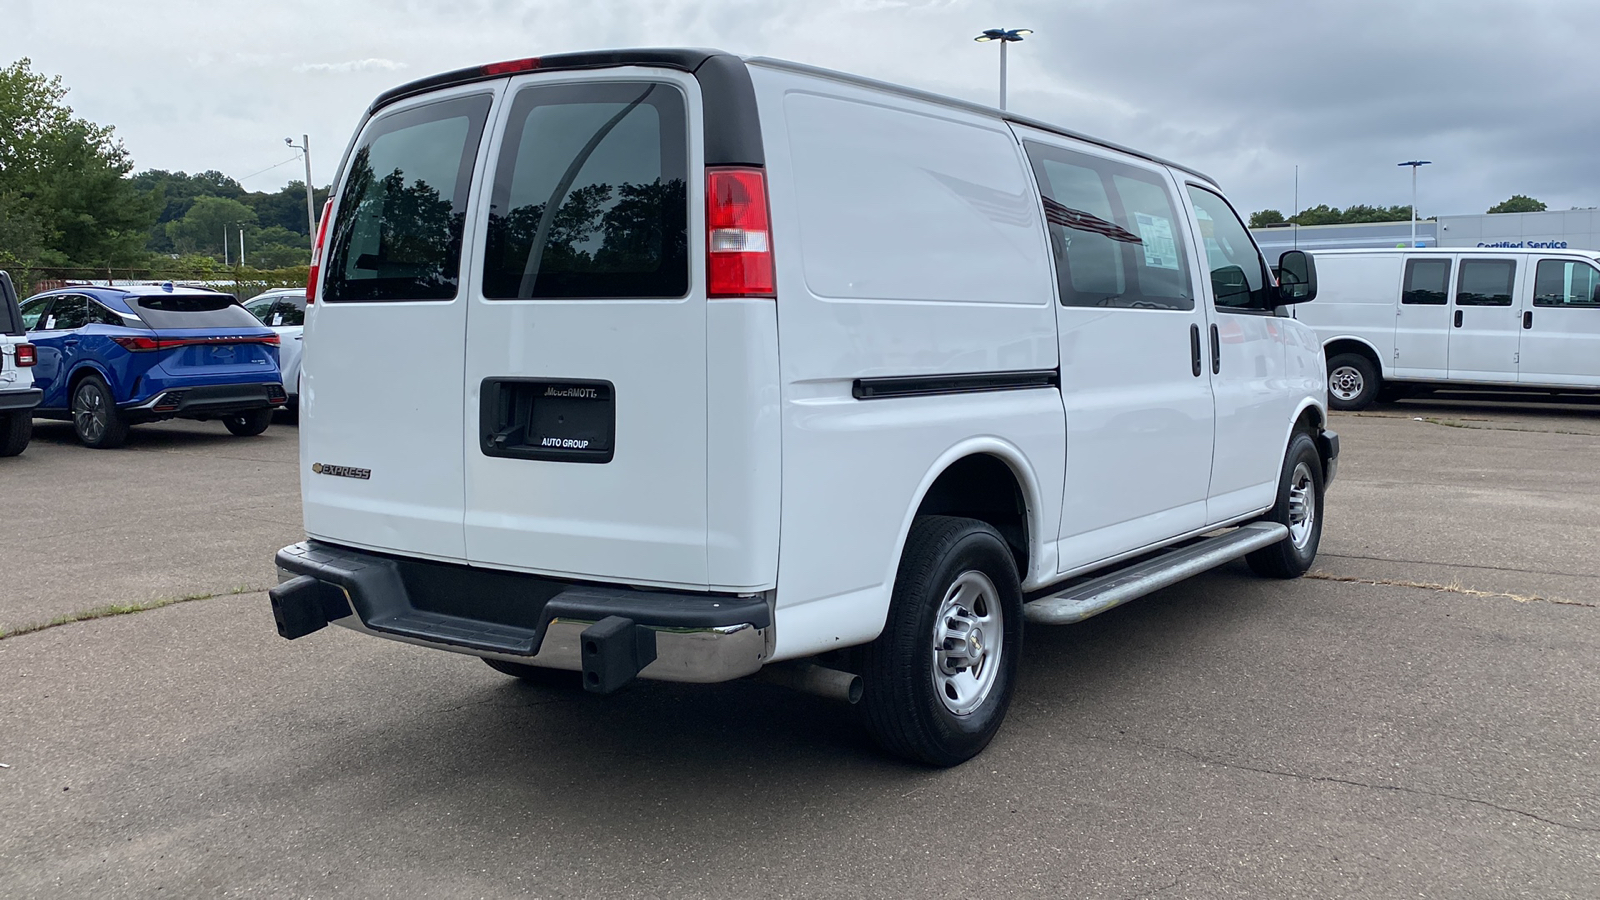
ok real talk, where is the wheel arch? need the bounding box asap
[1322,336,1385,376]
[65,360,118,402]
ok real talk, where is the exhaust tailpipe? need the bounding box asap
[755,662,863,704]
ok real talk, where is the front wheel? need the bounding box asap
[1247,431,1325,579]
[1326,353,1379,411]
[223,408,272,437]
[858,516,1023,767]
[0,410,31,457]
[71,376,130,449]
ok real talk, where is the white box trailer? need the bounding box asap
[1297,248,1600,408]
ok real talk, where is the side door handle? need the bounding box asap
[1453,309,1463,328]
[1210,324,1221,374]
[1523,310,1533,329]
[1189,324,1202,377]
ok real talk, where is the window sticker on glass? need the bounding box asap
[1133,212,1178,270]
[271,312,283,326]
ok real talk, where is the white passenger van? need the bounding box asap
[1297,247,1600,409]
[269,50,1337,765]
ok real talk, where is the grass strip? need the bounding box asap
[0,585,263,640]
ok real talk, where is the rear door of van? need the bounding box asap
[301,82,500,559]
[460,69,713,587]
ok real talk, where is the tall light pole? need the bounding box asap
[286,135,317,237]
[974,28,1032,110]
[1398,160,1431,248]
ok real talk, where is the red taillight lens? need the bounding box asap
[706,167,775,298]
[112,336,161,352]
[14,343,35,366]
[483,57,540,75]
[261,333,281,346]
[306,199,333,303]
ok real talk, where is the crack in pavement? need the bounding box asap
[1305,572,1598,610]
[1320,552,1600,581]
[1122,870,1188,900]
[1087,733,1600,836]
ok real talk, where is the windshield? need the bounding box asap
[130,294,261,329]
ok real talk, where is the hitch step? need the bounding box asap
[1024,522,1289,625]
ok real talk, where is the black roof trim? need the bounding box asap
[367,48,763,167]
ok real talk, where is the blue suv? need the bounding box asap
[18,284,287,448]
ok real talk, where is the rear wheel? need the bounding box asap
[858,516,1023,767]
[482,657,583,688]
[1326,353,1379,411]
[0,410,31,456]
[71,376,129,449]
[223,408,272,436]
[1247,431,1325,579]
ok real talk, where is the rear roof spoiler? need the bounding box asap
[368,48,764,168]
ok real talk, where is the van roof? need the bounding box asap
[369,48,1217,187]
[1312,247,1600,260]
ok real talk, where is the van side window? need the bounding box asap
[322,94,492,303]
[482,82,688,300]
[1023,143,1191,310]
[1401,259,1450,305]
[1533,260,1600,308]
[1456,259,1516,307]
[1184,187,1273,311]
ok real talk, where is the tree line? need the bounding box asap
[0,58,327,291]
[1250,195,1549,229]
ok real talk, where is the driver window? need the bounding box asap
[19,296,51,330]
[1023,142,1192,311]
[244,296,276,324]
[1185,186,1272,310]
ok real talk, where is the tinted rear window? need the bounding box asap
[323,94,492,303]
[1456,259,1516,307]
[1402,258,1450,305]
[132,295,261,329]
[482,81,688,300]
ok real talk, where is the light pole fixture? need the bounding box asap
[286,135,317,238]
[974,28,1031,111]
[1398,160,1431,248]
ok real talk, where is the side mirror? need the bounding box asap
[1274,250,1317,304]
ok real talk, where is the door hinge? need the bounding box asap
[1393,348,1400,360]
[1514,352,1519,364]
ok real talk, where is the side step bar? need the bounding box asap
[1024,522,1289,625]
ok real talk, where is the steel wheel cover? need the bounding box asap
[931,570,1004,716]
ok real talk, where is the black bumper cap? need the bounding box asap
[268,573,354,640]
[580,616,658,694]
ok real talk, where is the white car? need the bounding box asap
[0,271,41,456]
[268,49,1337,766]
[244,288,305,405]
[1295,248,1600,409]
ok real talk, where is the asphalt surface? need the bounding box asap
[1,397,1596,898]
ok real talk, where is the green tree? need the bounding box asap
[165,196,257,257]
[1289,204,1342,226]
[1487,195,1546,214]
[0,58,156,268]
[1249,209,1286,227]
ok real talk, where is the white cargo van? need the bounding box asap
[1297,247,1600,409]
[269,50,1338,765]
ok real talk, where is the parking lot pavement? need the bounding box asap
[2,402,1597,898]
[0,414,301,634]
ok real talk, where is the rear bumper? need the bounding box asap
[0,387,43,412]
[269,540,772,690]
[126,382,286,419]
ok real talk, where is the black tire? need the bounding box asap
[0,410,30,457]
[858,515,1023,767]
[482,657,583,688]
[223,408,273,437]
[1247,431,1325,579]
[1326,353,1379,411]
[71,375,130,449]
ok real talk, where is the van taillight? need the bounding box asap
[306,199,333,303]
[706,167,775,298]
[14,343,35,367]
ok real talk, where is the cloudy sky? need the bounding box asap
[2,0,1596,219]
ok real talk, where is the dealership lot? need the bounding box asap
[2,400,1597,898]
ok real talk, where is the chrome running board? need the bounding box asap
[1024,522,1289,625]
